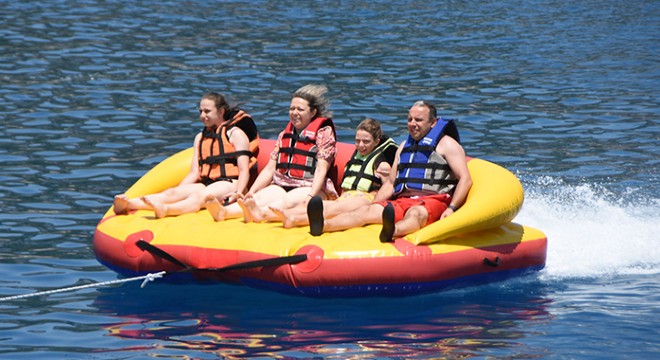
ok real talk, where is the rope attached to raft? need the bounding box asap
[0,240,307,302]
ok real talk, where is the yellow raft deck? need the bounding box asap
[94,139,547,297]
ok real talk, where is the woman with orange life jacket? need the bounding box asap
[270,118,398,228]
[112,92,259,218]
[205,84,338,222]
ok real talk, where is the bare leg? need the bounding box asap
[391,205,428,238]
[240,196,264,223]
[113,194,153,214]
[141,196,167,219]
[236,198,255,223]
[269,206,294,228]
[323,196,371,219]
[313,203,385,234]
[152,193,206,217]
[205,195,226,222]
[113,194,130,214]
[270,206,309,228]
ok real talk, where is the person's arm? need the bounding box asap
[246,133,282,197]
[309,158,331,197]
[373,141,404,202]
[374,160,393,190]
[438,136,472,219]
[179,133,203,186]
[226,127,251,204]
[246,158,275,197]
[307,126,336,197]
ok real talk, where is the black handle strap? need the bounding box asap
[137,239,190,269]
[483,257,500,267]
[136,239,308,273]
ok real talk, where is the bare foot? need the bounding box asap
[141,196,167,219]
[239,197,264,223]
[236,198,254,223]
[113,194,129,214]
[269,206,297,228]
[205,195,226,222]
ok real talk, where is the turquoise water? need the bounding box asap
[1,0,658,358]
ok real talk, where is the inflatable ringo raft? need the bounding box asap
[94,139,547,297]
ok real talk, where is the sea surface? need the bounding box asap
[1,0,658,358]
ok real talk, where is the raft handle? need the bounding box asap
[136,239,308,272]
[483,256,500,267]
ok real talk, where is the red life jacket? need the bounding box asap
[276,117,335,180]
[198,110,259,184]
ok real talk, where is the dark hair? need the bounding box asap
[202,92,236,120]
[356,118,382,142]
[413,100,437,120]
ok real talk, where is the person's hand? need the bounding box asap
[375,167,390,180]
[224,192,240,205]
[440,207,454,220]
[302,193,316,206]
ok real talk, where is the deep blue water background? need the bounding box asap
[1,0,658,358]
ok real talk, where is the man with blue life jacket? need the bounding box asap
[308,100,472,242]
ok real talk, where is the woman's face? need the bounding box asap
[355,129,378,157]
[289,97,317,130]
[199,98,223,128]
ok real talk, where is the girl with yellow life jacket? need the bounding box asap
[270,118,398,229]
[206,84,338,222]
[112,92,259,218]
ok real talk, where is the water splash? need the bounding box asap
[516,176,660,279]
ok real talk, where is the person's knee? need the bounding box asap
[189,192,205,204]
[364,204,386,221]
[162,187,179,197]
[404,206,428,226]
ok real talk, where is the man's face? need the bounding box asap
[407,105,436,141]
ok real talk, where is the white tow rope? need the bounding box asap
[0,271,167,302]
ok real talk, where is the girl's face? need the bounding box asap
[355,129,378,156]
[199,98,223,128]
[289,97,317,130]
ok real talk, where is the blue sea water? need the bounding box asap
[1,0,658,358]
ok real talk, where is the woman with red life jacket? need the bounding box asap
[112,92,259,218]
[206,84,338,222]
[270,118,398,228]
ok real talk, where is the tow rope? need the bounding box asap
[0,240,308,302]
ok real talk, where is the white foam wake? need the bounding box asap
[515,176,660,279]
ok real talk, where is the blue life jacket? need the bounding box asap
[394,118,460,196]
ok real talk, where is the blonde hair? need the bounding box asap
[292,84,331,118]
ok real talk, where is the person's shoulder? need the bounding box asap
[193,131,203,142]
[317,126,336,140]
[227,126,250,144]
[439,134,461,147]
[319,124,335,133]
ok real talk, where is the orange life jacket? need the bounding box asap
[198,110,259,185]
[276,117,335,180]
